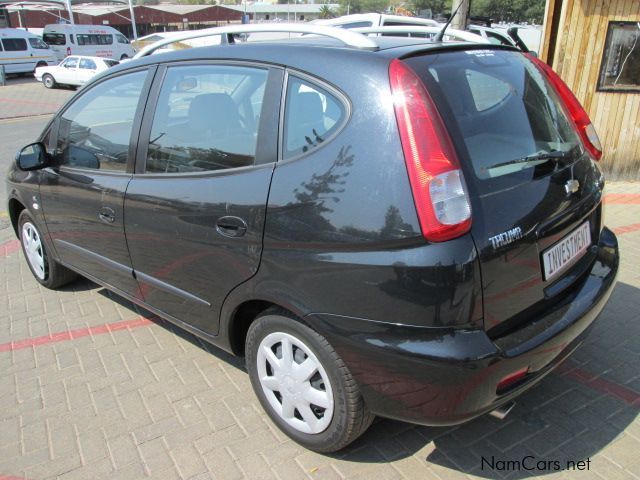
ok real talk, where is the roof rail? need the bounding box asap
[133,24,379,58]
[353,26,489,44]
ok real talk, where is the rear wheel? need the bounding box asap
[18,210,76,289]
[42,74,56,89]
[34,61,47,72]
[120,54,129,60]
[246,309,374,452]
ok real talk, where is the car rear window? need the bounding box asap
[404,49,582,193]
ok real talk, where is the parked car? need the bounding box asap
[42,24,135,61]
[7,24,619,453]
[313,13,439,29]
[34,55,118,88]
[0,28,58,74]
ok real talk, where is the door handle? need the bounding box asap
[216,216,247,238]
[98,207,116,224]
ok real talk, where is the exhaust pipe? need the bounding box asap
[489,401,516,420]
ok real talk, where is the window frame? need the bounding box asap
[134,60,283,176]
[597,20,640,93]
[52,65,157,176]
[279,69,351,163]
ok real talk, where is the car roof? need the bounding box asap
[105,36,517,84]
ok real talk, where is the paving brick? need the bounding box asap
[202,447,244,480]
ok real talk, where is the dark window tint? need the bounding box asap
[28,37,49,49]
[2,38,27,51]
[145,65,267,174]
[55,71,146,171]
[336,21,373,28]
[79,58,97,70]
[43,33,66,45]
[405,50,581,190]
[104,59,119,67]
[283,77,346,159]
[117,34,129,44]
[598,21,640,92]
[77,34,113,46]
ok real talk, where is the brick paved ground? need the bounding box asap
[0,77,74,120]
[0,184,638,480]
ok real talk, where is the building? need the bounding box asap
[541,1,640,178]
[223,4,339,23]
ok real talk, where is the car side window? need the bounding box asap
[79,58,96,70]
[117,34,129,44]
[2,38,27,51]
[54,71,147,172]
[283,77,346,160]
[145,64,268,174]
[63,57,78,69]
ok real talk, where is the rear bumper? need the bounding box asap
[305,227,619,426]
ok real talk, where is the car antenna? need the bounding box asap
[434,2,465,42]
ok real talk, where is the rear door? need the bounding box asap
[404,49,604,336]
[77,57,97,84]
[124,62,282,335]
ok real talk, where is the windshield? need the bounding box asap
[405,49,581,191]
[29,37,50,49]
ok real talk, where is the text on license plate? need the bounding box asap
[542,221,591,281]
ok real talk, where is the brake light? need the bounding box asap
[526,54,602,161]
[389,59,471,242]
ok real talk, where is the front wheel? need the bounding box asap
[19,210,76,289]
[42,74,56,89]
[120,54,129,60]
[246,310,374,452]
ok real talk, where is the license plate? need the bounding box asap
[542,221,591,281]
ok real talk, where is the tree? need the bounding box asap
[410,0,448,16]
[338,0,390,15]
[319,4,337,19]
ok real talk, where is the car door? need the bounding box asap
[124,62,282,335]
[57,56,79,84]
[77,57,97,84]
[38,67,155,299]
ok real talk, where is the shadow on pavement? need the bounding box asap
[96,280,638,478]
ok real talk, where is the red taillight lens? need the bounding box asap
[389,59,471,242]
[526,54,602,161]
[496,367,529,393]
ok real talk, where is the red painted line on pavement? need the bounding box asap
[556,360,640,408]
[612,223,640,236]
[0,316,153,353]
[0,476,29,480]
[603,193,640,205]
[0,97,61,108]
[0,239,20,257]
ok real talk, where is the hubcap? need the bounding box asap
[21,222,46,280]
[257,332,334,434]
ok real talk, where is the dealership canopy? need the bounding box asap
[1,0,139,38]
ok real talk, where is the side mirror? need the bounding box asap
[16,142,49,171]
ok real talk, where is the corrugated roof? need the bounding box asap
[146,4,213,15]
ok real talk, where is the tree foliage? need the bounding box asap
[338,0,390,15]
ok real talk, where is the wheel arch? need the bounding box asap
[224,297,312,357]
[8,197,26,237]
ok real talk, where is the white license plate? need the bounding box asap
[542,221,591,281]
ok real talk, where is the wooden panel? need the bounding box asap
[550,0,640,178]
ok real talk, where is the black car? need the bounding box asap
[6,25,619,453]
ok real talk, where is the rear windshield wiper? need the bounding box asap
[488,150,573,171]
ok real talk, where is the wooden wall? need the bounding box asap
[542,0,640,178]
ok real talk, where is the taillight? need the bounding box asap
[389,59,471,243]
[526,54,602,161]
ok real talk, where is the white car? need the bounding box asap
[34,55,118,89]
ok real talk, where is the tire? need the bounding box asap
[120,54,129,60]
[18,210,76,289]
[34,61,47,71]
[42,74,56,89]
[246,309,374,452]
